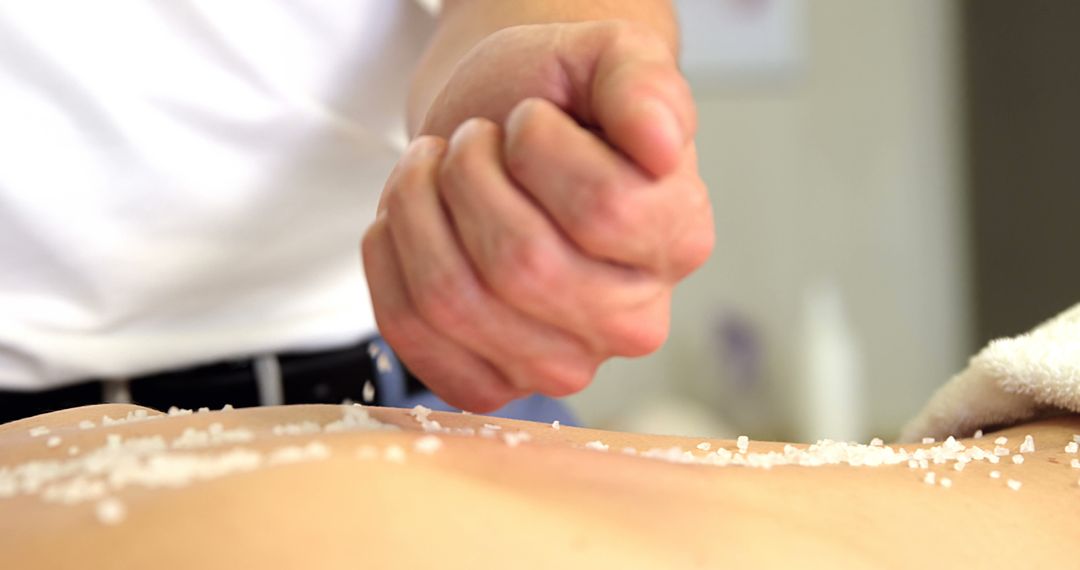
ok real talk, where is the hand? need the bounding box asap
[362,22,714,412]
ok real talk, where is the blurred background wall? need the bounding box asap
[567,0,973,442]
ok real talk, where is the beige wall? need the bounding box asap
[567,0,971,441]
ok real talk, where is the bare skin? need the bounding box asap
[1,405,1078,568]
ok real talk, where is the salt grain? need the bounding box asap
[870,438,884,447]
[737,436,749,453]
[29,426,49,437]
[46,436,61,448]
[1019,435,1035,453]
[974,429,983,439]
[362,380,375,404]
[990,470,1001,479]
[383,445,406,463]
[1064,442,1078,454]
[483,424,502,431]
[994,436,1008,445]
[78,420,95,430]
[502,432,532,447]
[921,437,935,445]
[413,435,442,455]
[1071,459,1080,469]
[1006,479,1022,491]
[1011,454,1024,465]
[696,442,711,452]
[551,420,560,431]
[940,477,952,488]
[585,440,610,452]
[68,446,79,456]
[923,472,936,485]
[994,446,1010,456]
[95,497,126,525]
[953,462,965,472]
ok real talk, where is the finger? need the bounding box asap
[504,97,678,273]
[438,117,668,357]
[561,24,697,178]
[361,215,521,412]
[384,136,596,396]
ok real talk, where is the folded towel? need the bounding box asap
[900,302,1080,442]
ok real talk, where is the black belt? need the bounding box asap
[0,338,428,425]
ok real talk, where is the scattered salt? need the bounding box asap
[921,437,935,445]
[1065,442,1078,454]
[95,497,126,525]
[383,445,406,463]
[222,404,234,411]
[736,436,749,453]
[1019,435,1035,453]
[994,436,1008,446]
[696,442,712,452]
[413,435,442,454]
[502,432,532,447]
[953,462,965,472]
[1011,454,1024,465]
[68,446,79,456]
[1071,459,1080,469]
[989,470,1001,479]
[29,426,49,437]
[993,446,1010,457]
[974,429,983,439]
[940,477,952,488]
[1006,479,1022,491]
[870,438,884,447]
[923,472,936,485]
[585,440,610,452]
[78,420,95,430]
[551,420,560,431]
[46,436,61,448]
[375,353,393,373]
[483,423,502,431]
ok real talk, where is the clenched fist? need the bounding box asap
[362,21,714,411]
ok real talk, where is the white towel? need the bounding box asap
[900,302,1080,442]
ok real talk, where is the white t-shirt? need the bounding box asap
[0,1,435,388]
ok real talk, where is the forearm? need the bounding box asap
[406,0,679,135]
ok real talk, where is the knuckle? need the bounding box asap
[412,270,478,333]
[602,312,669,357]
[488,234,559,300]
[504,99,555,179]
[530,359,595,398]
[571,177,634,253]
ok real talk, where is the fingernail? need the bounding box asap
[637,98,683,150]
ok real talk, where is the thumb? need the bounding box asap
[560,24,697,178]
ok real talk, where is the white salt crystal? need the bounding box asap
[78,420,95,430]
[197,407,209,414]
[994,436,1008,445]
[375,353,393,373]
[1071,459,1080,469]
[551,420,560,431]
[585,440,610,452]
[68,446,79,456]
[921,437,935,445]
[1019,435,1035,453]
[870,438,884,447]
[696,442,711,452]
[953,462,965,472]
[907,460,919,469]
[989,470,1001,479]
[29,426,49,437]
[46,436,61,448]
[478,428,497,439]
[502,432,532,447]
[96,497,126,525]
[994,446,1010,456]
[1006,479,1022,491]
[974,429,983,439]
[1011,454,1024,465]
[362,380,375,404]
[923,472,936,485]
[737,436,749,453]
[383,445,406,463]
[413,435,442,454]
[222,404,234,411]
[940,477,952,488]
[483,423,502,431]
[1064,442,1078,454]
